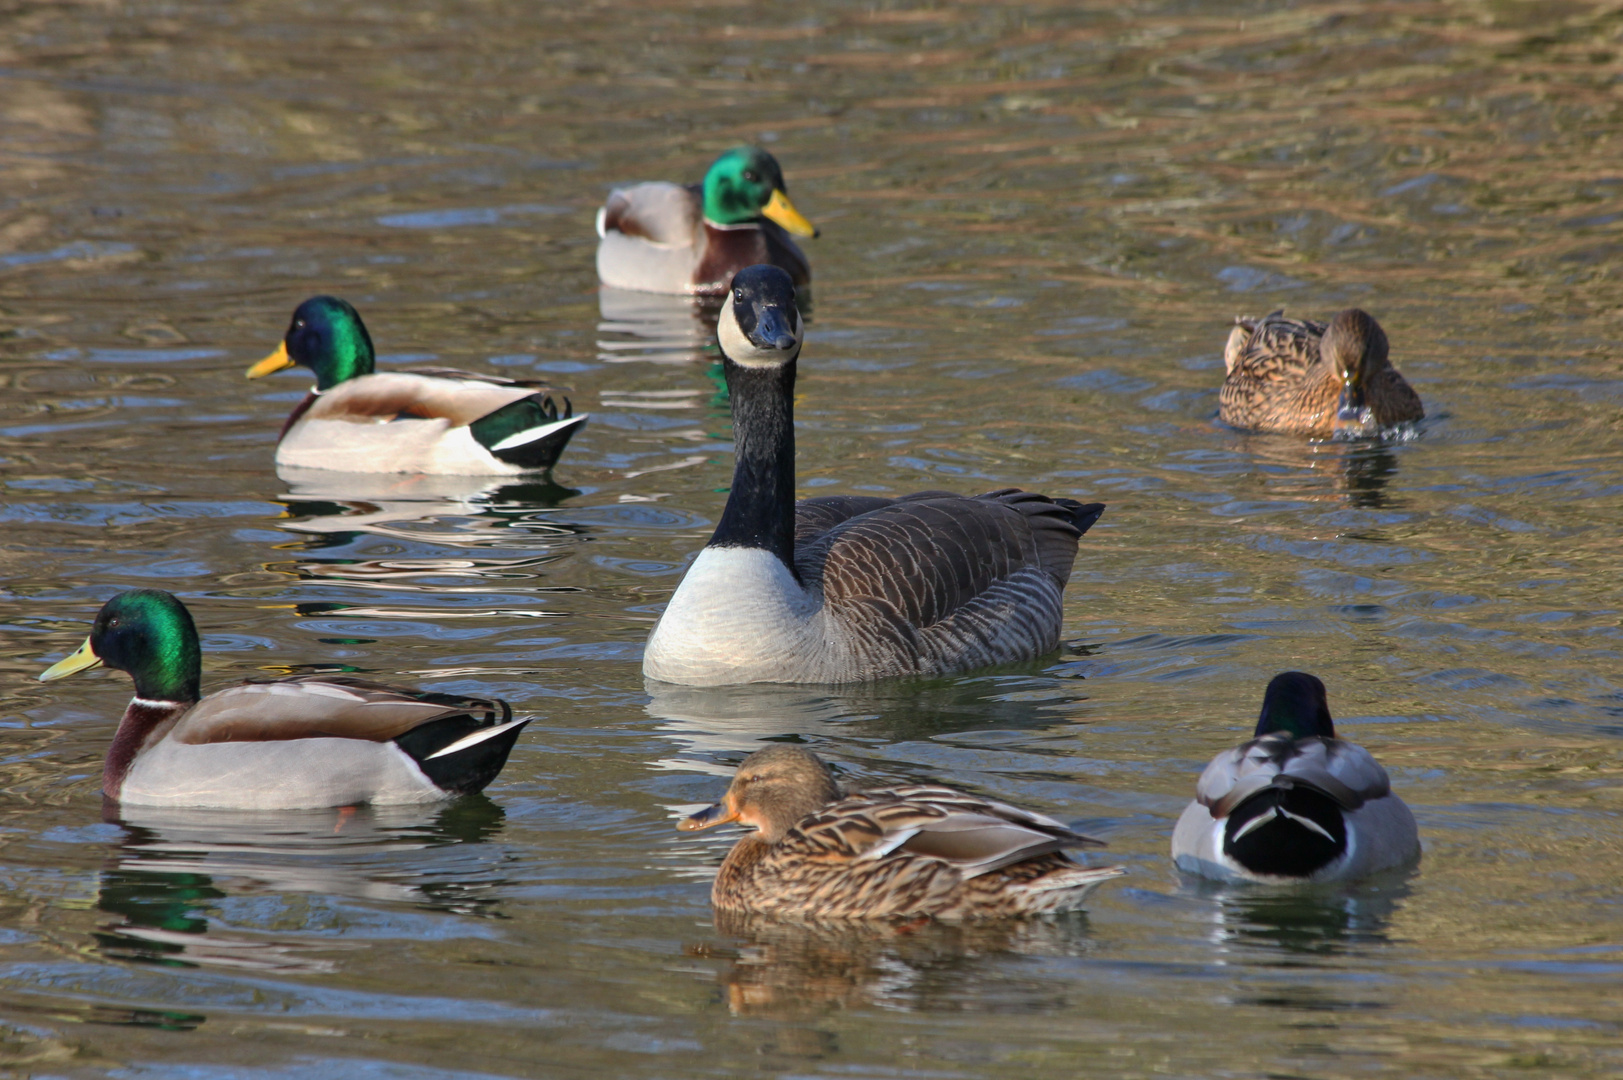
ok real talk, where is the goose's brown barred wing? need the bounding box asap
[793,492,955,548]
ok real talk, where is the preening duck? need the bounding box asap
[38,589,530,809]
[679,746,1125,920]
[1219,308,1423,438]
[596,146,817,296]
[248,296,587,474]
[1171,672,1420,883]
[641,265,1106,686]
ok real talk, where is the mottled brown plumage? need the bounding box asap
[680,747,1125,921]
[1219,309,1423,438]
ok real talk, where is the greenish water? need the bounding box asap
[2,1,1623,1076]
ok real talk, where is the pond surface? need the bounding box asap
[3,0,1623,1076]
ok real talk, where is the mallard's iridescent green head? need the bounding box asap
[39,589,202,703]
[247,296,376,391]
[701,146,818,237]
[1254,671,1335,740]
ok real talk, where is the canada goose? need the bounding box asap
[1219,309,1423,437]
[1172,672,1420,883]
[595,146,816,295]
[248,296,587,474]
[641,265,1105,685]
[39,590,530,809]
[679,746,1125,920]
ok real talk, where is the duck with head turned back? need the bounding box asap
[679,746,1125,920]
[1172,672,1421,883]
[1219,309,1423,438]
[39,590,530,809]
[641,264,1106,686]
[248,296,588,475]
[596,146,817,296]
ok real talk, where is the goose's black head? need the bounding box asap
[1254,671,1336,740]
[718,265,803,369]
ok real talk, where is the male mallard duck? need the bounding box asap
[38,589,530,809]
[641,265,1105,686]
[596,146,817,295]
[248,296,587,474]
[1219,309,1423,437]
[1172,672,1420,883]
[679,746,1125,920]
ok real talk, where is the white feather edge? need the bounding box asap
[424,717,531,760]
[488,412,590,452]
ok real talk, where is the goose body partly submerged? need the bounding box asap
[1172,672,1420,883]
[641,265,1105,686]
[679,746,1125,920]
[39,590,530,809]
[596,146,817,296]
[249,296,587,474]
[1219,308,1423,438]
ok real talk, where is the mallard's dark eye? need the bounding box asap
[294,319,306,329]
[107,618,120,629]
[742,170,760,183]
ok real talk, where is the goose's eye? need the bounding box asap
[742,170,760,183]
[734,289,744,302]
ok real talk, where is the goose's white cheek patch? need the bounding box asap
[719,293,802,368]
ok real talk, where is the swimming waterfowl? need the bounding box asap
[1172,672,1420,883]
[642,265,1105,686]
[596,146,817,295]
[679,746,1125,920]
[1219,309,1423,438]
[248,296,587,474]
[38,589,530,809]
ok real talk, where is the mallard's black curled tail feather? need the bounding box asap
[470,394,586,470]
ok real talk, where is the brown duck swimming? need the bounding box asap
[678,746,1125,921]
[1219,308,1423,438]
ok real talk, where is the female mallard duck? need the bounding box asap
[679,746,1125,920]
[1172,672,1420,883]
[641,265,1105,686]
[1219,308,1423,438]
[38,590,530,809]
[596,146,818,295]
[247,296,587,474]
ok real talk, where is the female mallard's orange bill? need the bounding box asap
[39,637,102,681]
[763,189,818,238]
[677,800,740,831]
[246,341,296,379]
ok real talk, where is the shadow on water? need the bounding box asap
[1225,434,1405,511]
[645,667,1092,769]
[690,908,1100,1020]
[92,798,513,973]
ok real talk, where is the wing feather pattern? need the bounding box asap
[1196,734,1392,819]
[173,676,504,745]
[304,372,539,427]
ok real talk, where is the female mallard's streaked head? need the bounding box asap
[717,265,803,369]
[1254,671,1335,740]
[678,745,840,844]
[1321,309,1389,433]
[702,146,818,237]
[247,296,377,391]
[39,589,202,703]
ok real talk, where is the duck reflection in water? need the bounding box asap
[93,799,510,972]
[691,908,1102,1018]
[1227,434,1405,511]
[273,465,581,550]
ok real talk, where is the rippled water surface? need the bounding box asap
[3,1,1623,1076]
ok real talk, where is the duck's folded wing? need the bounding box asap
[172,677,503,745]
[1232,311,1327,379]
[787,786,1105,880]
[598,182,702,246]
[799,490,1099,629]
[1199,735,1391,818]
[793,493,955,548]
[304,372,539,427]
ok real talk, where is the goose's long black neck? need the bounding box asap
[710,357,797,574]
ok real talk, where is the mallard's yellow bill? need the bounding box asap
[763,189,818,238]
[39,637,102,682]
[246,342,295,379]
